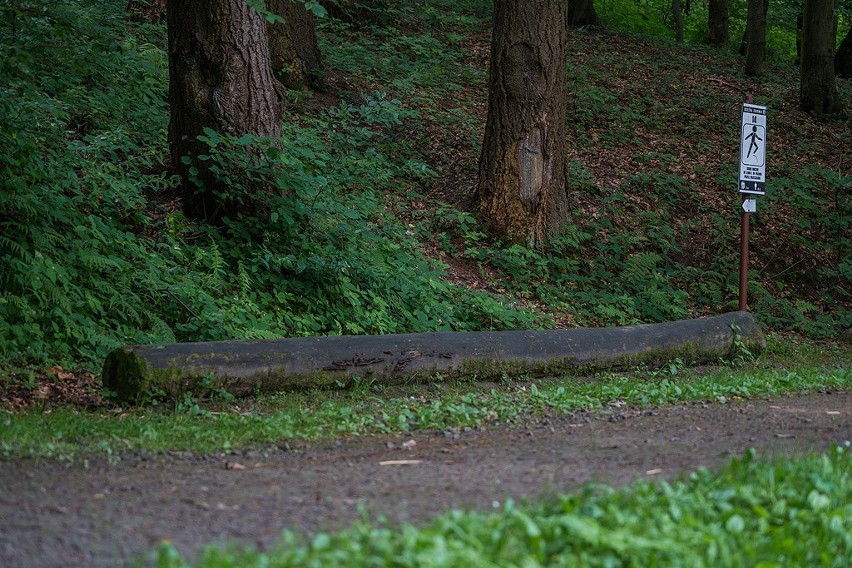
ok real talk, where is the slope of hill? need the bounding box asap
[0,0,849,379]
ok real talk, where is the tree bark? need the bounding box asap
[267,0,324,90]
[672,0,684,42]
[744,0,767,76]
[836,25,852,78]
[477,0,570,247]
[168,0,282,223]
[103,312,766,404]
[707,0,729,46]
[566,0,599,27]
[739,0,767,56]
[800,0,843,114]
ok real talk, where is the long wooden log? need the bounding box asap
[102,312,764,404]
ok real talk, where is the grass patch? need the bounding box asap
[2,339,848,461]
[151,448,851,567]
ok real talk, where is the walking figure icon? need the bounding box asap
[745,126,762,160]
[740,122,765,167]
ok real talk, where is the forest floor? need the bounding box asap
[1,391,849,567]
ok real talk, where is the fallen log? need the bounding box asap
[102,311,764,404]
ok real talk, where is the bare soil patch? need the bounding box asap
[1,391,849,567]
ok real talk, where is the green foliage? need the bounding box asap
[183,96,538,339]
[4,356,848,459]
[0,0,177,364]
[442,191,690,327]
[753,166,852,337]
[1,0,848,371]
[0,2,531,368]
[151,448,852,567]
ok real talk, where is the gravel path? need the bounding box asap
[1,391,849,567]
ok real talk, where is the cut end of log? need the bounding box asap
[102,347,149,404]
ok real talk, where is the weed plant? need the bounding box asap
[3,353,848,460]
[151,448,852,567]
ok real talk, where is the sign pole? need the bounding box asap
[739,197,750,311]
[739,94,752,311]
[737,94,766,312]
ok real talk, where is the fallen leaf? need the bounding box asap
[47,366,74,381]
[401,439,417,450]
[224,461,246,470]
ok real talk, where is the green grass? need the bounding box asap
[150,448,851,567]
[2,338,848,461]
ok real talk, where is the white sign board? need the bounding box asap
[739,103,767,195]
[742,198,756,213]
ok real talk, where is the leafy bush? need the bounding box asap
[185,97,540,338]
[0,0,177,363]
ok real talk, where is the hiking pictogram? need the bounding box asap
[745,126,762,160]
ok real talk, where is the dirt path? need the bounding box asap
[1,392,849,567]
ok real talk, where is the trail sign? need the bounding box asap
[742,198,756,213]
[739,103,767,195]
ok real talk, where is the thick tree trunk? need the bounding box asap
[744,0,767,76]
[672,0,684,42]
[800,0,843,114]
[477,0,570,247]
[707,0,729,46]
[739,0,767,56]
[267,0,324,90]
[103,312,766,404]
[168,0,282,223]
[836,25,852,78]
[566,0,599,27]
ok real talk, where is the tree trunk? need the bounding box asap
[800,0,843,114]
[744,0,767,76]
[566,0,599,27]
[168,0,282,223]
[739,0,767,56]
[477,0,570,247]
[267,0,324,90]
[672,0,684,42]
[836,25,852,78]
[707,0,728,46]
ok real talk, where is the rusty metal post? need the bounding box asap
[738,94,754,312]
[739,205,750,311]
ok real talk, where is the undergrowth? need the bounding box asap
[3,359,849,460]
[1,0,849,373]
